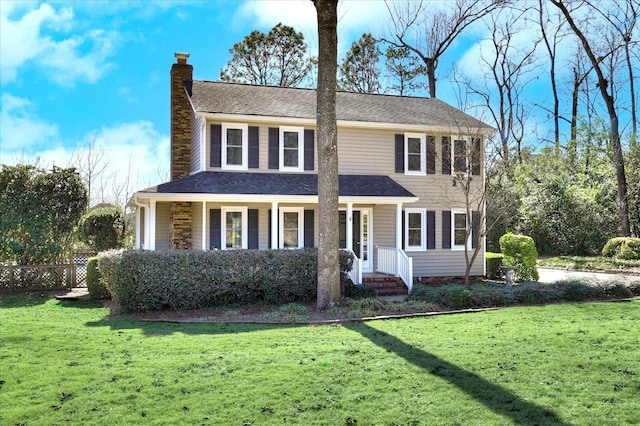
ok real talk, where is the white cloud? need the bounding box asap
[0,1,119,87]
[0,93,59,156]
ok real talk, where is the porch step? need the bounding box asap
[363,275,408,297]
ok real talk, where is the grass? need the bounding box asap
[1,296,639,425]
[539,255,640,272]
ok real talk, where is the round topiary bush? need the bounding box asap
[499,232,539,282]
[78,206,124,252]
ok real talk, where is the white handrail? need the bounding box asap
[376,246,413,292]
[342,249,362,285]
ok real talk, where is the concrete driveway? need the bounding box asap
[537,267,638,283]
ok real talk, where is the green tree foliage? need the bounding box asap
[220,23,315,87]
[499,232,539,282]
[0,165,87,264]
[338,33,382,93]
[384,46,425,96]
[78,206,124,251]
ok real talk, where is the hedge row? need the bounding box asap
[602,237,640,260]
[98,249,353,313]
[409,279,640,310]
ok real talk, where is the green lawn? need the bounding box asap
[1,296,639,425]
[539,255,640,272]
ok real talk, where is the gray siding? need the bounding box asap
[190,116,202,173]
[192,202,203,250]
[156,202,171,250]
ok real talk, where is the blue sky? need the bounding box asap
[1,0,413,205]
[1,1,636,206]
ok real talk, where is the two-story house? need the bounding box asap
[132,53,494,292]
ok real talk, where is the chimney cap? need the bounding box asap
[175,52,190,64]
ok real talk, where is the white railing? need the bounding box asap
[343,249,362,285]
[376,246,413,292]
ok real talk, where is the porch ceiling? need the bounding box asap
[135,171,417,204]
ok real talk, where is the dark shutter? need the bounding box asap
[211,124,222,167]
[248,126,259,169]
[268,127,279,169]
[395,134,404,173]
[472,137,481,176]
[442,136,451,174]
[427,136,436,174]
[304,210,314,248]
[248,209,259,249]
[304,129,315,171]
[472,210,479,249]
[427,210,436,250]
[268,209,272,248]
[442,210,451,249]
[210,209,221,249]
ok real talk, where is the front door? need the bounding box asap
[339,209,373,273]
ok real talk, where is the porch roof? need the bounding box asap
[137,171,416,201]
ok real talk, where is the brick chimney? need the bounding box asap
[169,53,193,250]
[170,52,193,181]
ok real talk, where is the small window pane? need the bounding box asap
[454,230,467,246]
[284,132,299,148]
[454,213,466,229]
[408,229,421,246]
[283,149,299,167]
[407,138,421,154]
[226,128,243,166]
[226,211,243,249]
[454,139,467,173]
[284,212,298,228]
[408,213,421,228]
[407,154,421,171]
[284,230,298,248]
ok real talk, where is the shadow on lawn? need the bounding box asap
[344,322,568,426]
[85,317,304,336]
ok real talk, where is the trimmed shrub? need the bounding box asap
[86,256,110,300]
[98,249,354,313]
[602,237,640,260]
[499,233,539,282]
[344,283,376,299]
[486,252,504,279]
[78,206,124,251]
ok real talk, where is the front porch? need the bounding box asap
[346,245,413,295]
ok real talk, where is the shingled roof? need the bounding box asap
[189,80,492,131]
[139,172,416,198]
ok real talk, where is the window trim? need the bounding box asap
[451,208,471,251]
[404,133,426,175]
[221,123,248,170]
[279,207,304,249]
[451,135,471,176]
[221,206,248,250]
[279,126,304,172]
[404,208,426,251]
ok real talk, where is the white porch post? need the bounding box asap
[396,203,402,276]
[149,200,156,251]
[271,201,278,249]
[346,202,353,251]
[202,202,207,251]
[135,206,141,249]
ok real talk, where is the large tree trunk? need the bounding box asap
[314,0,340,309]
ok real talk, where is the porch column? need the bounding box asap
[135,206,141,249]
[149,200,157,251]
[346,202,353,251]
[396,203,402,275]
[201,202,207,251]
[271,201,278,249]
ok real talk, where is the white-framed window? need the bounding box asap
[405,133,426,175]
[222,207,248,249]
[405,208,426,251]
[279,207,304,248]
[452,209,471,250]
[279,126,304,171]
[222,123,248,170]
[451,136,470,175]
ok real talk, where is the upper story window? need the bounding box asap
[222,123,248,170]
[448,136,481,176]
[405,133,426,175]
[452,209,470,250]
[280,127,304,171]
